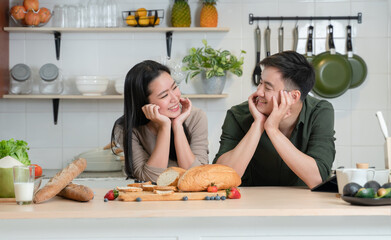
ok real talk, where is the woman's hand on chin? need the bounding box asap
[172,97,192,128]
[142,104,171,128]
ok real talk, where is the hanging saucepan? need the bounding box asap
[311,24,352,98]
[345,25,367,88]
[304,25,314,63]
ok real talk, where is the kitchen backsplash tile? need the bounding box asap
[2,0,390,171]
[351,74,388,110]
[334,110,352,146]
[28,148,63,169]
[0,113,26,140]
[334,146,352,169]
[62,112,100,148]
[26,113,62,148]
[351,110,387,146]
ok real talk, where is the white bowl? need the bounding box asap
[115,80,124,95]
[75,76,109,96]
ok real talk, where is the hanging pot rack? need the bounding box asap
[249,12,362,25]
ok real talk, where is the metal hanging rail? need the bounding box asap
[249,12,362,25]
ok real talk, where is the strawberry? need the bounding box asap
[207,183,218,192]
[226,187,241,199]
[104,189,119,201]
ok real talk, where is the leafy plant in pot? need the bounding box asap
[182,39,246,94]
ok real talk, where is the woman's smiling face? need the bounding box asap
[147,71,181,119]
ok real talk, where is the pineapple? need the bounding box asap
[171,0,191,27]
[200,0,218,27]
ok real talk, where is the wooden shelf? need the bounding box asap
[3,26,229,60]
[2,94,228,99]
[3,27,230,33]
[3,94,228,125]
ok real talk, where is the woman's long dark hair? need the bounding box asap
[111,60,189,179]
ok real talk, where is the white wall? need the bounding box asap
[1,0,390,171]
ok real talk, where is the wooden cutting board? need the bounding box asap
[0,198,15,203]
[118,190,227,202]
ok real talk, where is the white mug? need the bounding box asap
[336,168,375,194]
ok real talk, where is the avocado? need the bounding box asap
[355,188,376,198]
[343,182,362,196]
[377,188,391,198]
[364,181,381,193]
[381,182,391,189]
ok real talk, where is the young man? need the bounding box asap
[214,51,335,189]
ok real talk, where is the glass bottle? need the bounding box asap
[10,64,32,94]
[38,63,63,94]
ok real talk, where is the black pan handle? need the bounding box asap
[346,25,353,52]
[265,27,271,57]
[306,26,313,55]
[256,26,261,63]
[328,24,336,51]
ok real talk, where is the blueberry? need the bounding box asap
[104,198,108,202]
[136,197,142,202]
[221,196,226,200]
[210,196,215,200]
[204,196,210,200]
[215,196,221,200]
[182,196,188,201]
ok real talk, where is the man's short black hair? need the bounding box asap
[260,51,315,101]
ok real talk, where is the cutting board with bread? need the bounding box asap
[117,164,242,201]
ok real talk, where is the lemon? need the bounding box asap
[136,8,147,18]
[126,15,137,26]
[138,16,149,26]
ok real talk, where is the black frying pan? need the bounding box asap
[345,25,367,88]
[311,24,352,98]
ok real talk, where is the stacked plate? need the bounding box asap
[74,148,122,172]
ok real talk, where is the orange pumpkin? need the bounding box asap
[25,10,40,26]
[23,0,39,11]
[10,5,26,20]
[38,7,51,23]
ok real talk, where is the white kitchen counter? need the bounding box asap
[1,185,390,239]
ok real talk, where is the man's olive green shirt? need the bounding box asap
[213,96,336,186]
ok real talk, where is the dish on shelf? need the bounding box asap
[341,195,391,206]
[122,9,164,27]
[10,8,52,27]
[114,80,124,95]
[75,76,109,96]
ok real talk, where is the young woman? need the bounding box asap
[111,60,209,182]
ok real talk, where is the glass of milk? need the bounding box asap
[13,165,35,205]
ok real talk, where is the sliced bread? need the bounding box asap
[156,167,186,186]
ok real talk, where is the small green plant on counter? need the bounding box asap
[182,39,246,82]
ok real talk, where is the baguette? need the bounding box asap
[33,158,87,204]
[157,167,186,187]
[57,183,94,202]
[177,164,241,192]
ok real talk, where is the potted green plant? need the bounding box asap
[182,39,246,94]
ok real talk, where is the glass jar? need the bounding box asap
[39,63,63,94]
[10,64,32,94]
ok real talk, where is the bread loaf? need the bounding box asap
[33,158,87,204]
[57,183,94,202]
[177,164,241,192]
[157,167,186,187]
